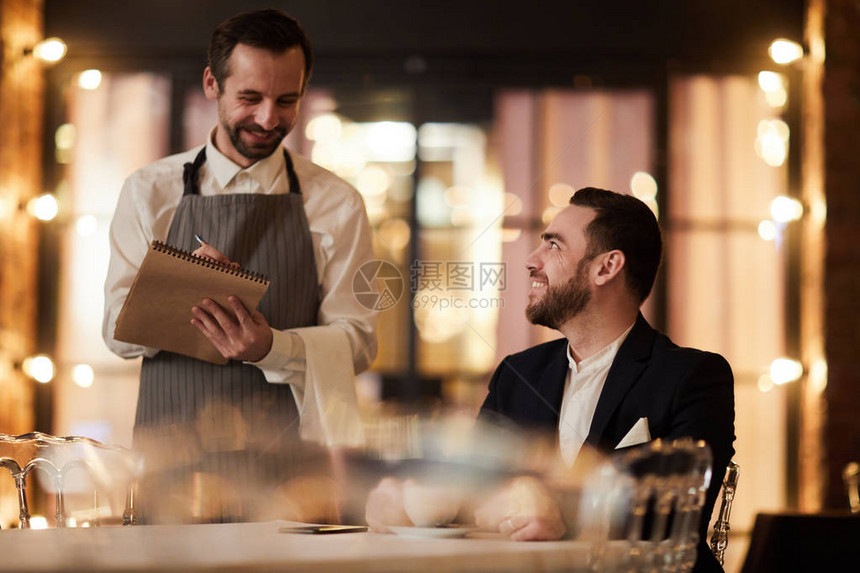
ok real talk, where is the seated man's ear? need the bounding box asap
[593,250,625,286]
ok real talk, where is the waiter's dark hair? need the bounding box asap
[570,187,663,304]
[208,9,313,92]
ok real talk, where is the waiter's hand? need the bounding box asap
[192,244,240,268]
[191,296,273,362]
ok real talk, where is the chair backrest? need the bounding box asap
[0,432,140,529]
[709,460,740,566]
[577,438,713,572]
[842,461,859,514]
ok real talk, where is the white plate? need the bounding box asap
[388,525,475,539]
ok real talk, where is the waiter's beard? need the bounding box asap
[526,258,592,330]
[225,120,288,162]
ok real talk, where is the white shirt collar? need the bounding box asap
[567,322,635,374]
[205,129,287,191]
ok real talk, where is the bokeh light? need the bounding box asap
[769,39,804,65]
[26,194,59,221]
[548,183,575,208]
[72,364,95,388]
[770,357,803,385]
[22,355,55,383]
[758,220,778,241]
[770,196,803,223]
[78,69,102,90]
[32,38,67,63]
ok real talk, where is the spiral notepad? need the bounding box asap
[114,241,271,364]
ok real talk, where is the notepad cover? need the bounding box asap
[114,241,270,365]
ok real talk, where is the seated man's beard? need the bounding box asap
[526,269,591,330]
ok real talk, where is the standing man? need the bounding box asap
[103,9,376,449]
[479,187,735,572]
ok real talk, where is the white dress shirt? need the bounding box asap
[558,324,634,466]
[103,135,378,398]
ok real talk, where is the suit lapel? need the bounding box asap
[585,313,655,447]
[531,342,569,427]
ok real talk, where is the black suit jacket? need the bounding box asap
[480,313,735,573]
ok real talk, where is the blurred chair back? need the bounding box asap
[577,438,712,572]
[842,461,859,514]
[0,432,140,529]
[709,460,740,566]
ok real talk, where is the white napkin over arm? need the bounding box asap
[287,326,366,448]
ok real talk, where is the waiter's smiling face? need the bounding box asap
[204,43,306,167]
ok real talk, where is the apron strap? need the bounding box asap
[182,147,208,197]
[283,149,302,195]
[182,148,300,196]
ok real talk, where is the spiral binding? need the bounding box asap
[151,240,269,285]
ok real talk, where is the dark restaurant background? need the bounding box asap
[2,1,859,570]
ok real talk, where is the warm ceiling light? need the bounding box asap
[768,39,804,65]
[30,37,67,63]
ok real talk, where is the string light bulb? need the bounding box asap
[21,355,55,383]
[757,71,784,93]
[78,69,102,90]
[770,357,803,385]
[768,39,804,65]
[26,193,59,221]
[770,196,804,223]
[29,37,67,63]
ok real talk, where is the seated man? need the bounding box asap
[367,188,734,573]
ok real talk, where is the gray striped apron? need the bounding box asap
[133,149,320,521]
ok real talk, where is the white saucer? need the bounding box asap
[388,525,475,539]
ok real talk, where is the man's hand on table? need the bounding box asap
[474,476,566,541]
[365,477,412,533]
[366,475,565,542]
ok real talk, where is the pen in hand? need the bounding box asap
[193,234,240,268]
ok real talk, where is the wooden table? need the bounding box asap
[0,520,624,573]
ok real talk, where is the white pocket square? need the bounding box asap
[616,417,651,449]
